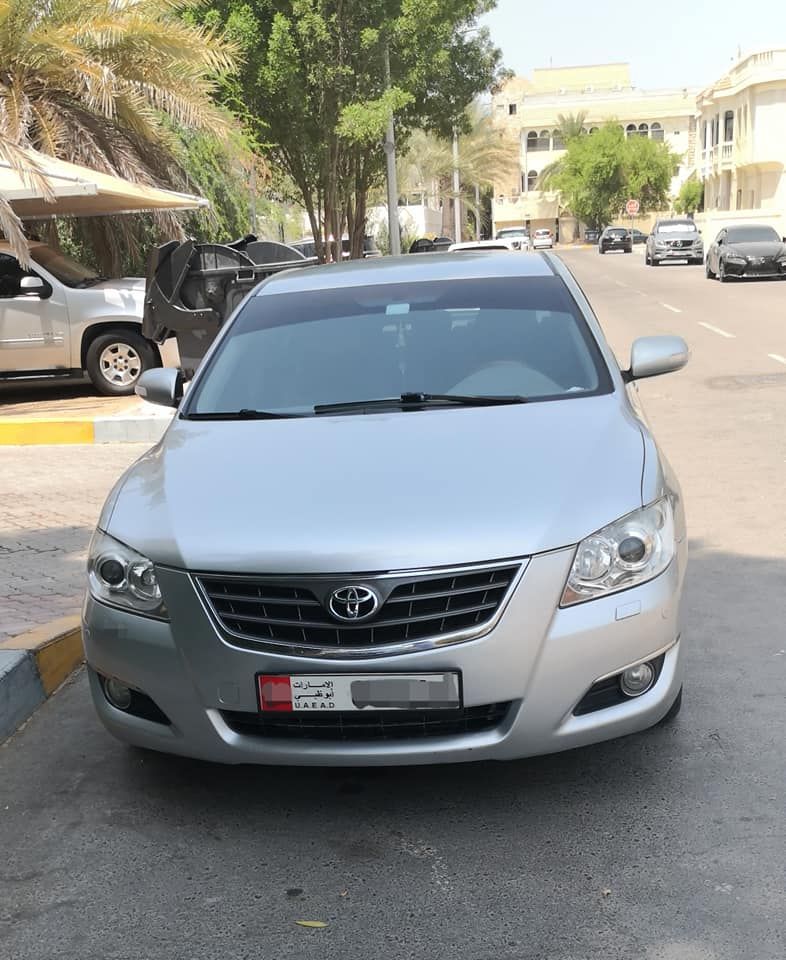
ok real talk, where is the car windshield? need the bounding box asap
[29,246,101,286]
[656,222,698,234]
[498,229,527,237]
[726,226,780,244]
[534,230,550,236]
[186,277,612,417]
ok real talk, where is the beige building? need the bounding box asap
[491,63,698,239]
[694,49,786,244]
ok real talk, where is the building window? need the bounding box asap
[527,170,538,192]
[527,130,549,152]
[508,103,517,116]
[526,131,538,152]
[650,122,664,142]
[552,129,564,150]
[638,123,649,137]
[724,110,734,142]
[625,123,637,138]
[539,129,551,150]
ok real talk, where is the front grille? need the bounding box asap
[197,563,520,652]
[668,239,694,249]
[221,702,512,741]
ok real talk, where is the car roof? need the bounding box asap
[257,251,555,295]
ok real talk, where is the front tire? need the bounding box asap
[705,258,715,279]
[718,260,728,283]
[86,330,159,397]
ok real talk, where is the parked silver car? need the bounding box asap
[84,253,689,766]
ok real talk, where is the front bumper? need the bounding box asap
[652,246,702,261]
[83,544,686,766]
[723,258,785,278]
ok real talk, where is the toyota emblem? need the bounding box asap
[328,585,380,622]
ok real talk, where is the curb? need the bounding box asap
[0,415,171,446]
[0,616,83,742]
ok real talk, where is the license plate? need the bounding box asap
[258,673,461,712]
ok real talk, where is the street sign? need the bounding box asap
[625,199,640,216]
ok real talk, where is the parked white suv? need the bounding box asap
[0,242,160,395]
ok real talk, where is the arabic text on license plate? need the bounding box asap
[258,673,461,712]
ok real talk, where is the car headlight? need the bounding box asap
[87,530,168,619]
[561,498,675,607]
[726,256,746,265]
[654,240,667,248]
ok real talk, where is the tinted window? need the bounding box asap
[606,229,627,238]
[726,226,780,244]
[188,278,613,416]
[0,253,29,297]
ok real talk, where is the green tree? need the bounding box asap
[0,0,239,272]
[199,1,505,260]
[674,175,704,215]
[543,123,678,229]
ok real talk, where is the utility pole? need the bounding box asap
[383,42,401,256]
[475,183,481,239]
[452,130,461,242]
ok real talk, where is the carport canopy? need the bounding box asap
[0,148,208,219]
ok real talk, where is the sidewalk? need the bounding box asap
[0,382,173,445]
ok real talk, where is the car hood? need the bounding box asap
[104,396,646,574]
[724,241,785,258]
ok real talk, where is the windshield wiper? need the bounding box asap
[183,408,305,421]
[314,393,530,415]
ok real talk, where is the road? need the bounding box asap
[1,250,785,960]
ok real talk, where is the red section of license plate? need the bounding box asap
[259,675,293,712]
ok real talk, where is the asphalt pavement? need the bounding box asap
[1,249,784,960]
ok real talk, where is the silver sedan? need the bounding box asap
[83,252,689,765]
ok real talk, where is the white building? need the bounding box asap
[694,49,786,243]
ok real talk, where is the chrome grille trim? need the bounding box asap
[193,559,528,659]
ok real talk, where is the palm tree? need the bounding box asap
[537,112,587,190]
[397,108,520,239]
[0,134,50,264]
[0,0,238,271]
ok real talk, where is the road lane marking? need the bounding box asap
[768,353,786,366]
[698,321,735,339]
[614,280,628,287]
[660,303,682,313]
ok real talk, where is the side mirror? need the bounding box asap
[716,238,723,246]
[135,367,183,408]
[627,336,689,381]
[20,275,46,295]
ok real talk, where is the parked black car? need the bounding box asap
[630,228,648,245]
[599,227,632,254]
[705,224,786,281]
[584,228,600,243]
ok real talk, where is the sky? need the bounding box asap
[481,0,786,90]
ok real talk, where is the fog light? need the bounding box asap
[103,677,133,710]
[619,662,655,698]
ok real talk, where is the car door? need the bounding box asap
[0,254,70,373]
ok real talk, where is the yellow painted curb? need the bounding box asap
[0,615,83,695]
[0,417,94,445]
